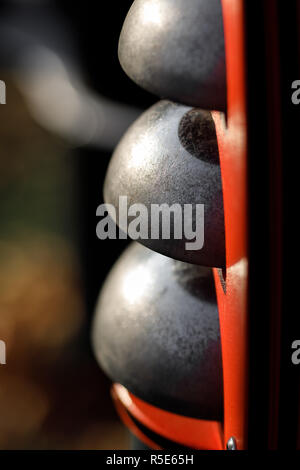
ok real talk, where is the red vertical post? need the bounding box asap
[213,0,248,450]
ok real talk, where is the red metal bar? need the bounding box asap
[212,0,248,450]
[113,384,223,450]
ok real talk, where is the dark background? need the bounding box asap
[0,0,155,450]
[57,0,155,316]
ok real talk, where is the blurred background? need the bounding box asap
[0,0,155,449]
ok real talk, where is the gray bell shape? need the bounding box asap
[92,243,223,420]
[103,100,225,268]
[118,0,226,111]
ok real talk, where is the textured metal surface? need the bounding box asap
[104,100,225,268]
[92,243,223,420]
[118,0,226,111]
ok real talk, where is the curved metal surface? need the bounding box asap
[119,0,226,110]
[92,242,223,420]
[112,384,223,450]
[104,100,225,268]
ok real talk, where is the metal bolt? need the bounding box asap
[227,437,237,450]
